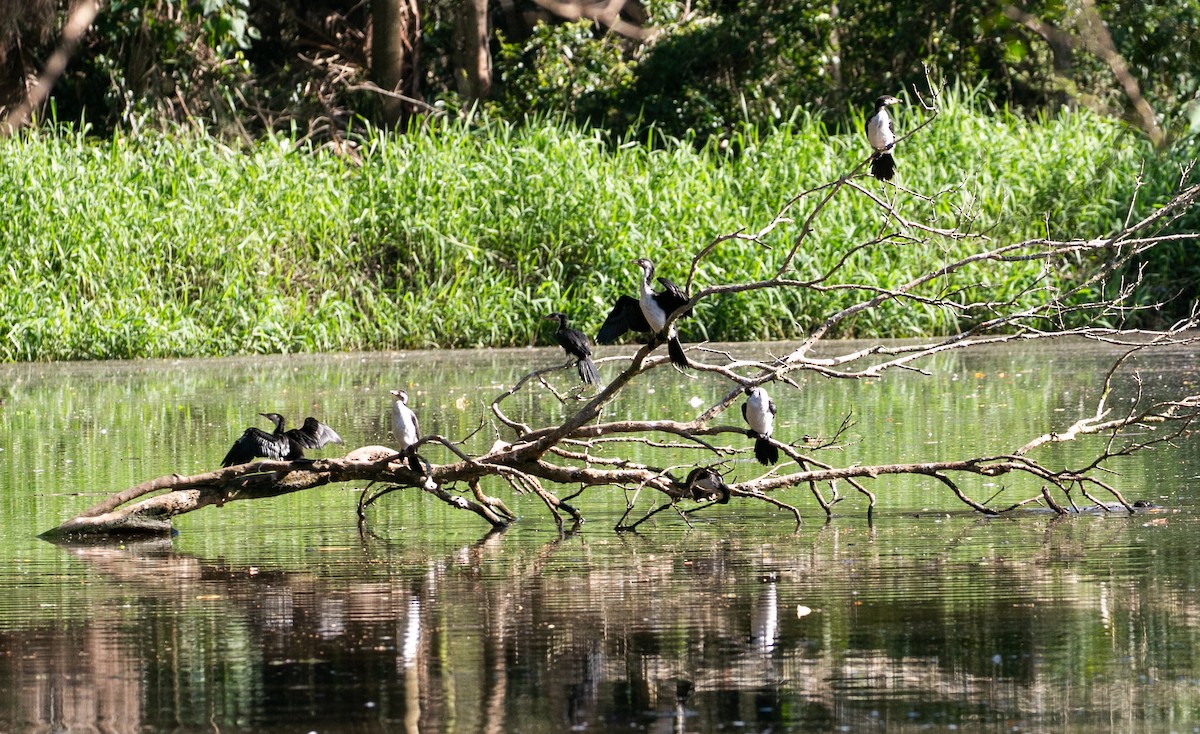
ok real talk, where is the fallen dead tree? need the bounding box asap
[42,90,1200,539]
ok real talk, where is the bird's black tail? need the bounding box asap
[754,436,779,466]
[871,152,895,181]
[667,336,690,368]
[577,356,602,385]
[406,452,424,476]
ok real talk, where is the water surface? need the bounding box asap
[2,341,1199,733]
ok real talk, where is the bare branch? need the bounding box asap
[41,110,1200,537]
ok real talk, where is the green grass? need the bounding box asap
[0,89,1193,361]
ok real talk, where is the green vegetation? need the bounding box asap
[0,91,1193,362]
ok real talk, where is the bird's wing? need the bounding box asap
[741,402,749,423]
[596,295,650,343]
[222,427,281,466]
[290,419,345,448]
[315,422,345,446]
[656,278,692,318]
[768,398,777,416]
[560,326,593,358]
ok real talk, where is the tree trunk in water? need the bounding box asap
[371,0,422,127]
[454,0,492,104]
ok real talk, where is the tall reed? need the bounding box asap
[0,90,1188,361]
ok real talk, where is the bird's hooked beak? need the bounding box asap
[882,95,901,106]
[390,390,407,403]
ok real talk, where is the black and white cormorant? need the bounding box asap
[742,386,780,466]
[682,466,731,504]
[221,413,344,467]
[390,389,427,475]
[865,94,901,181]
[545,312,601,385]
[596,257,691,368]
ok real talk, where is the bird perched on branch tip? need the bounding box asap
[866,94,901,181]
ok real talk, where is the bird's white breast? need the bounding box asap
[745,390,774,436]
[392,402,419,450]
[867,111,894,152]
[639,285,668,333]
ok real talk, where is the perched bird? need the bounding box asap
[545,312,601,385]
[221,413,342,467]
[596,257,691,368]
[865,94,901,181]
[390,389,426,475]
[742,386,780,466]
[682,466,731,504]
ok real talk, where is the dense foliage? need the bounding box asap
[0,1,1196,142]
[0,93,1193,361]
[0,2,1196,360]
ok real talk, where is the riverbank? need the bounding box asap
[1,91,1192,361]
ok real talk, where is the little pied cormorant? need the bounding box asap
[597,257,691,368]
[866,95,901,181]
[390,389,427,475]
[742,386,780,466]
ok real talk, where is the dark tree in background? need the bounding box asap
[371,0,421,126]
[0,0,55,111]
[0,0,1195,141]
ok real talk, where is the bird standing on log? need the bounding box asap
[866,94,901,181]
[596,257,691,368]
[390,389,427,475]
[742,386,780,466]
[221,413,343,467]
[545,312,601,385]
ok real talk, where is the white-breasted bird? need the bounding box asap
[865,94,901,181]
[596,257,691,368]
[390,389,426,476]
[741,386,779,466]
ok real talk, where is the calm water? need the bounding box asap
[2,341,1200,733]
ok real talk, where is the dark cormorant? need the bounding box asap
[221,413,343,467]
[545,312,601,385]
[866,95,901,181]
[682,466,731,503]
[596,258,691,368]
[742,386,780,466]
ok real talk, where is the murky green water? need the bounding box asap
[2,341,1200,733]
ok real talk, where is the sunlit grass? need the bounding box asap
[0,90,1190,361]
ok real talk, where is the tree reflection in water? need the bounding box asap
[8,514,1200,733]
